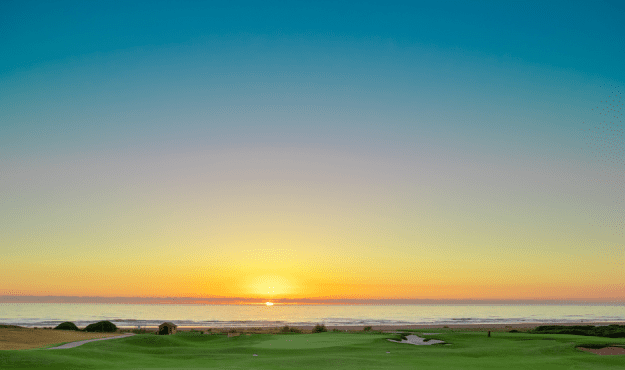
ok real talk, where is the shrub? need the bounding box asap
[54,322,79,331]
[228,328,238,333]
[280,325,302,333]
[363,326,372,332]
[84,321,117,332]
[509,329,519,333]
[332,328,341,332]
[312,323,327,333]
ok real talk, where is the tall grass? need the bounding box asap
[529,325,625,338]
[280,325,303,333]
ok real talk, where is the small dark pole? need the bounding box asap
[488,331,491,337]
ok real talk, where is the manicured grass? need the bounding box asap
[1,330,625,369]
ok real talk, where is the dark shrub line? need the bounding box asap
[529,325,625,338]
[280,325,303,333]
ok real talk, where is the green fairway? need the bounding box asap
[1,330,624,369]
[252,333,386,349]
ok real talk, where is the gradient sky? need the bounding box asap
[1,0,624,302]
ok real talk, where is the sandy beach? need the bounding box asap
[169,321,625,334]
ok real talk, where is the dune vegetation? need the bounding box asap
[0,327,121,350]
[528,325,625,338]
[53,322,80,331]
[83,321,118,333]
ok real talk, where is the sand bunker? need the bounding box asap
[578,346,625,356]
[388,334,445,346]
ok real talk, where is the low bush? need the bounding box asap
[509,329,520,333]
[280,325,302,333]
[84,321,117,332]
[363,326,372,332]
[54,322,79,331]
[312,323,327,333]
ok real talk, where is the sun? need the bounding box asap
[265,302,273,306]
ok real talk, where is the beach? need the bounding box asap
[171,321,625,333]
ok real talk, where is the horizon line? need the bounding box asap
[1,295,623,305]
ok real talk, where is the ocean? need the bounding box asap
[1,303,624,329]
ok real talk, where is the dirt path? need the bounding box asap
[47,333,135,349]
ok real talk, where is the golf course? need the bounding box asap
[2,328,624,369]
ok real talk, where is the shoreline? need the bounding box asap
[13,321,625,333]
[166,321,625,333]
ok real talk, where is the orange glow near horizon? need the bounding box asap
[3,271,625,303]
[2,205,624,302]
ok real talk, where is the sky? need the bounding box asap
[1,0,624,303]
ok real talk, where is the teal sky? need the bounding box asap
[1,1,624,301]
